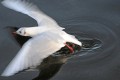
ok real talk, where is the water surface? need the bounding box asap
[0,0,120,80]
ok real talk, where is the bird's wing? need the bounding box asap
[1,32,65,76]
[1,0,64,29]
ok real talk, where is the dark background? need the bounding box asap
[1,0,120,80]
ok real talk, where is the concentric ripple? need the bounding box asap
[61,17,119,61]
[50,17,120,80]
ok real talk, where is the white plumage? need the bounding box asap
[1,0,82,76]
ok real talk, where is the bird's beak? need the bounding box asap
[12,32,17,36]
[12,32,17,34]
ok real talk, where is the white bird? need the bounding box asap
[1,0,82,77]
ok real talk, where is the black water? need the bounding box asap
[0,0,120,80]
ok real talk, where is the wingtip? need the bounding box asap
[1,0,10,8]
[1,71,15,77]
[1,72,11,77]
[1,0,8,5]
[1,68,15,77]
[1,0,4,5]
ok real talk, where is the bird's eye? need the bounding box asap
[19,31,21,33]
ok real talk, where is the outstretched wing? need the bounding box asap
[1,32,65,76]
[1,0,64,29]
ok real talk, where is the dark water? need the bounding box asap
[1,0,120,80]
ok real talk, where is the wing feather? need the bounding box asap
[1,0,64,29]
[1,32,65,76]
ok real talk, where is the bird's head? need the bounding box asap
[14,28,29,36]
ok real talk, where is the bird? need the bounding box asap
[1,0,82,77]
[5,26,81,80]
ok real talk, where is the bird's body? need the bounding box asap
[1,0,82,77]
